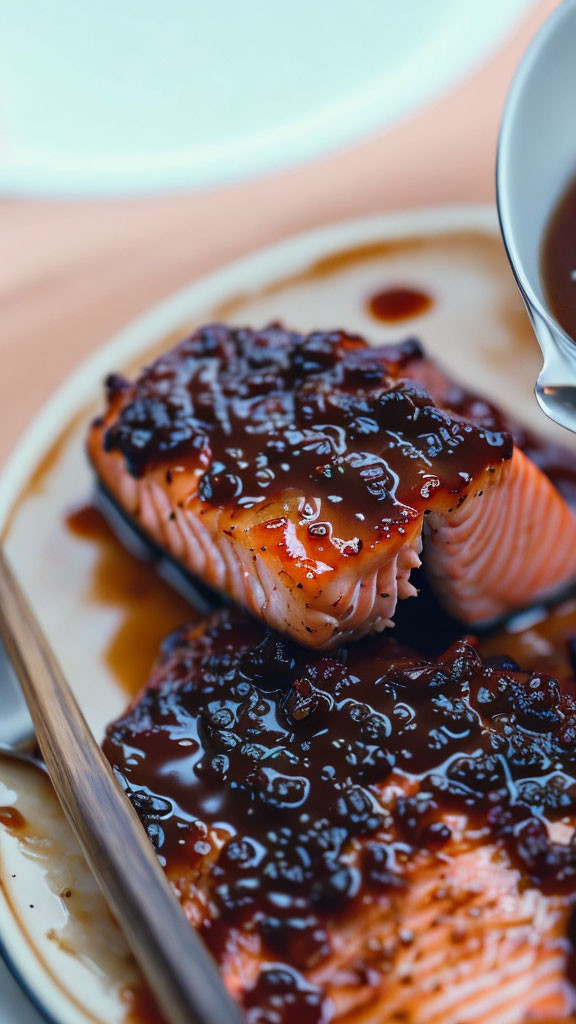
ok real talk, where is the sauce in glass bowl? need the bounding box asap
[541,173,576,343]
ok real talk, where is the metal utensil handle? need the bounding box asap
[0,547,244,1024]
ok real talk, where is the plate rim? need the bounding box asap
[0,931,58,1024]
[0,202,500,1024]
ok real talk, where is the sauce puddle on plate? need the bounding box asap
[0,754,159,1024]
[65,501,196,698]
[367,284,433,322]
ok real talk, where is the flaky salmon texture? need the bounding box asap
[88,324,576,647]
[104,612,576,1024]
[86,323,576,647]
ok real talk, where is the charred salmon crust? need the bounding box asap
[103,611,576,1023]
[88,324,528,647]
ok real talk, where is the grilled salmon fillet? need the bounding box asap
[87,324,576,647]
[103,612,576,1024]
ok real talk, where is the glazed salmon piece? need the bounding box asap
[426,445,576,625]
[87,324,576,646]
[393,343,576,625]
[103,612,576,1023]
[174,833,572,1024]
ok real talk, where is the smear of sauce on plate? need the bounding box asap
[66,503,195,697]
[0,755,155,1024]
[367,285,433,322]
[542,172,576,342]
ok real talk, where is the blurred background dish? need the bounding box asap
[2,0,533,196]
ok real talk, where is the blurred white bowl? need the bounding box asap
[2,0,533,196]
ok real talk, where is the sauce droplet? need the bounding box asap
[367,286,433,323]
[66,503,108,538]
[0,807,26,833]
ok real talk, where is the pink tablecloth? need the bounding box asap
[0,0,558,468]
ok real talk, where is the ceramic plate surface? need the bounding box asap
[1,1,533,195]
[0,205,567,1023]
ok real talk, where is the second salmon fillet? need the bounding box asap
[103,611,576,1023]
[88,324,576,647]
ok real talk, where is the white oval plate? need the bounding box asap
[1,1,532,195]
[0,205,567,1024]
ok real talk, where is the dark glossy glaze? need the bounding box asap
[367,286,433,323]
[426,373,576,507]
[97,323,576,529]
[100,326,511,540]
[104,613,576,1022]
[542,173,576,342]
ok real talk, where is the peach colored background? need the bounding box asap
[0,0,558,470]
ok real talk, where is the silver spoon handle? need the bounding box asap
[0,547,244,1024]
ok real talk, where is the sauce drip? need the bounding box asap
[542,173,576,342]
[367,286,433,323]
[104,612,576,1023]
